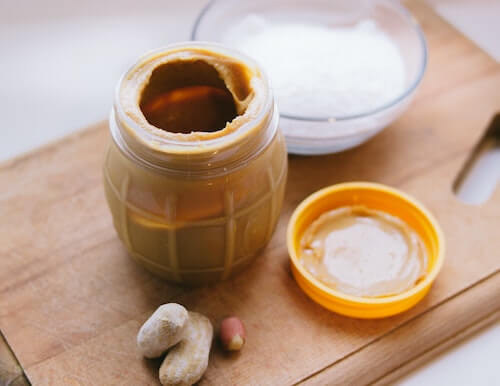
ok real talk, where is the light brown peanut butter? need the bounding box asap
[104,44,287,285]
[119,46,266,148]
[300,206,427,297]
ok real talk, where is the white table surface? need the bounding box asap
[0,0,499,384]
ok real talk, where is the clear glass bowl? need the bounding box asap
[192,0,427,155]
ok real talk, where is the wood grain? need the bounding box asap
[0,1,499,385]
[372,309,500,386]
[0,332,29,386]
[300,273,500,385]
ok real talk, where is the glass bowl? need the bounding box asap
[192,0,427,155]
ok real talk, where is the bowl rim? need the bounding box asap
[191,0,428,126]
[286,182,445,306]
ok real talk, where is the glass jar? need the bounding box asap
[103,42,287,285]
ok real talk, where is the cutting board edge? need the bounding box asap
[1,0,500,384]
[299,271,500,385]
[372,309,500,386]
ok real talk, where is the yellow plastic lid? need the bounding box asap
[287,182,445,319]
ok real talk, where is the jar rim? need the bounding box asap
[113,42,273,152]
[110,42,278,175]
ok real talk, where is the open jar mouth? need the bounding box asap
[139,60,240,135]
[110,42,278,175]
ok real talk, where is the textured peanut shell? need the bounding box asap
[159,312,213,386]
[137,303,189,358]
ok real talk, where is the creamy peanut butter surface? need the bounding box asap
[119,46,267,149]
[300,206,427,297]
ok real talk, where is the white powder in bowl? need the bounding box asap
[224,16,406,118]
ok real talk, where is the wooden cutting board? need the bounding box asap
[1,1,499,384]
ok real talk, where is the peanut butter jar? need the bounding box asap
[103,42,287,285]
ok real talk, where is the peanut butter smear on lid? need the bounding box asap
[299,206,428,297]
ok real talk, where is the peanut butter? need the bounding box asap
[104,43,287,285]
[300,206,427,297]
